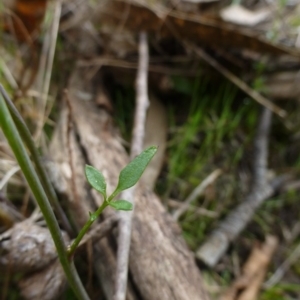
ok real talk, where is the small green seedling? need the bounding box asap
[68,146,157,256]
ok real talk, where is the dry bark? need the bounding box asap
[49,67,209,300]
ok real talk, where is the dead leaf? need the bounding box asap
[95,0,300,57]
[3,0,47,41]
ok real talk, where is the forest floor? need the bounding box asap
[1,0,300,299]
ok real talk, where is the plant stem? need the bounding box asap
[68,200,109,257]
[0,85,73,235]
[0,92,90,300]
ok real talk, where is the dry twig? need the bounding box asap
[114,31,150,300]
[77,56,198,76]
[0,192,24,230]
[191,46,287,118]
[264,241,300,288]
[78,215,119,249]
[64,90,81,211]
[196,108,273,267]
[173,169,222,221]
[0,165,20,191]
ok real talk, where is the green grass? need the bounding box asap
[167,78,255,188]
[166,75,257,199]
[261,283,300,300]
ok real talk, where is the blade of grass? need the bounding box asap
[0,89,89,300]
[0,84,73,235]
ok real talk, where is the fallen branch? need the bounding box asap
[196,108,273,267]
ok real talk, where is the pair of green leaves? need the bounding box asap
[85,146,157,211]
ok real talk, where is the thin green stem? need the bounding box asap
[0,85,73,235]
[108,193,117,202]
[68,200,109,257]
[0,92,89,300]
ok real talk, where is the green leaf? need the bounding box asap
[109,200,133,211]
[85,165,106,197]
[113,146,157,196]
